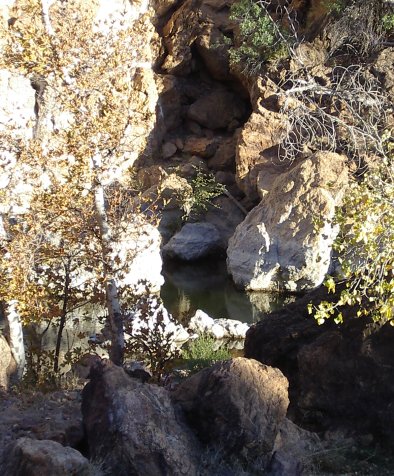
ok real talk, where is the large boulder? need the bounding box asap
[204,195,246,249]
[163,222,222,261]
[1,438,91,476]
[227,152,348,292]
[244,286,394,441]
[235,111,285,201]
[172,357,289,464]
[82,360,201,476]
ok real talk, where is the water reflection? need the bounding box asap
[161,258,295,324]
[0,259,295,372]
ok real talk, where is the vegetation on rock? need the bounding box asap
[231,0,394,324]
[310,148,394,325]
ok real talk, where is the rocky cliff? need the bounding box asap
[2,0,392,294]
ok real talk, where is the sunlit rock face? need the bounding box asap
[0,70,36,216]
[234,78,287,202]
[0,335,17,391]
[82,360,202,476]
[172,357,289,464]
[1,0,161,186]
[227,152,349,292]
[0,0,164,288]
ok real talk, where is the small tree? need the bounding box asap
[124,292,182,383]
[0,0,154,374]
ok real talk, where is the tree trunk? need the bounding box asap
[40,0,55,37]
[5,300,25,379]
[54,259,71,373]
[91,155,124,366]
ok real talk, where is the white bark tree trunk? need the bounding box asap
[40,0,55,37]
[5,300,25,379]
[1,219,25,380]
[91,155,124,365]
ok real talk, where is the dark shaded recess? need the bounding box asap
[244,285,394,443]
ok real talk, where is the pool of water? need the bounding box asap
[160,258,295,325]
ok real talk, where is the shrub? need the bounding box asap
[229,0,289,74]
[182,334,231,373]
[179,169,226,219]
[123,294,181,382]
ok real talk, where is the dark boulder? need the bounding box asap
[1,438,91,476]
[82,359,201,476]
[172,357,289,465]
[244,286,394,440]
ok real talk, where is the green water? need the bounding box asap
[160,258,294,325]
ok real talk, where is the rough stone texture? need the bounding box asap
[373,49,394,96]
[195,25,231,81]
[158,173,193,207]
[227,152,348,292]
[182,135,217,158]
[205,196,245,248]
[244,286,394,442]
[163,222,222,260]
[162,141,178,159]
[172,357,289,462]
[0,335,16,390]
[162,0,201,75]
[208,137,236,171]
[234,78,287,200]
[156,75,184,136]
[268,418,320,476]
[1,438,91,476]
[188,90,246,130]
[373,49,394,130]
[82,360,201,476]
[161,0,233,77]
[0,390,84,469]
[136,164,165,189]
[152,0,180,18]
